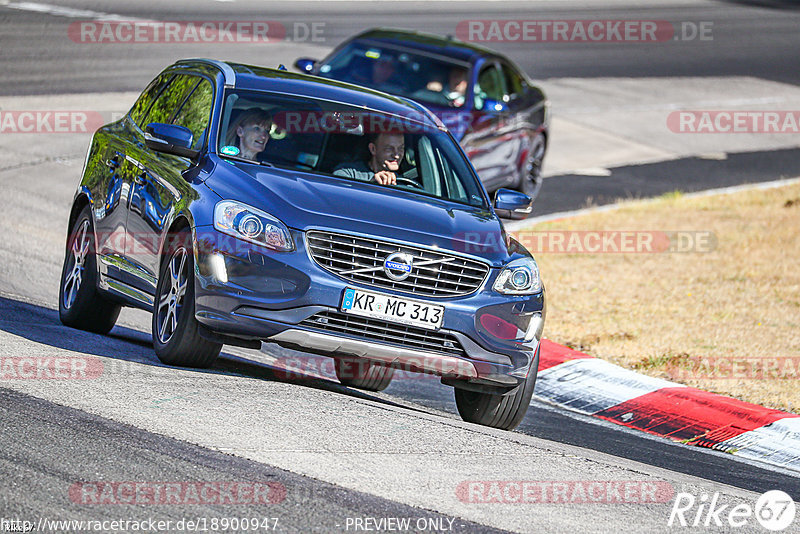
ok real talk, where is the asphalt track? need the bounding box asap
[1,0,800,532]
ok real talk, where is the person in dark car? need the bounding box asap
[225,108,272,161]
[333,131,405,186]
[349,53,406,93]
[426,66,468,108]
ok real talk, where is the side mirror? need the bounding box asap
[294,58,317,74]
[145,123,199,160]
[493,188,532,220]
[480,98,508,113]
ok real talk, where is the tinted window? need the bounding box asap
[474,65,504,110]
[172,79,214,149]
[317,42,471,109]
[501,63,526,98]
[218,90,487,208]
[144,75,200,126]
[129,73,173,129]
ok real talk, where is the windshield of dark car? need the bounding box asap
[317,43,471,109]
[217,90,487,208]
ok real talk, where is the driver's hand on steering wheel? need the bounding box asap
[373,170,396,186]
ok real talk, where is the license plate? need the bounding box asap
[340,288,444,330]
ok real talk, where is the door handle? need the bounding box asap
[134,172,146,185]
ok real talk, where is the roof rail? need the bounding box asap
[176,58,236,88]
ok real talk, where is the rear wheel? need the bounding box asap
[58,206,121,334]
[454,348,539,430]
[152,229,221,368]
[335,358,395,392]
[518,133,546,200]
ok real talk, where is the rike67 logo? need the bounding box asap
[669,490,796,531]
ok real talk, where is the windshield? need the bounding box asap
[217,90,487,208]
[317,42,471,109]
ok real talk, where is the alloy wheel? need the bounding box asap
[62,219,91,310]
[156,247,189,344]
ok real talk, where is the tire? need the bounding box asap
[58,206,121,334]
[335,358,395,392]
[454,347,540,430]
[518,133,546,200]
[152,229,221,368]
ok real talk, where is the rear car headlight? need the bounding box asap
[213,200,294,252]
[493,257,542,295]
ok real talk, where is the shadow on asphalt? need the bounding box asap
[4,294,800,498]
[0,295,421,413]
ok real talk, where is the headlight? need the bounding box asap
[213,200,294,252]
[493,257,542,295]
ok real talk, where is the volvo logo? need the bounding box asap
[383,252,413,281]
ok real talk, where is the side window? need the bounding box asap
[172,79,214,149]
[501,63,526,100]
[474,65,504,110]
[129,74,173,129]
[143,74,200,127]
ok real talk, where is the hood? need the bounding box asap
[205,159,510,266]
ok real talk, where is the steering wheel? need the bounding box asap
[394,176,424,190]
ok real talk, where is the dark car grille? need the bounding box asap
[300,310,466,357]
[305,230,489,297]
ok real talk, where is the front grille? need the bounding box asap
[300,310,466,357]
[306,230,489,297]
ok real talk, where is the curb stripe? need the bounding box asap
[594,387,795,443]
[537,339,592,371]
[718,418,800,470]
[536,358,683,415]
[535,339,800,472]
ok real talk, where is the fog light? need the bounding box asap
[209,253,228,284]
[523,312,544,343]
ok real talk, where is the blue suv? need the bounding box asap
[59,59,545,430]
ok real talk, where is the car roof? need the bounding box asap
[342,28,498,64]
[174,59,442,126]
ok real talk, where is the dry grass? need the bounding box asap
[516,181,800,412]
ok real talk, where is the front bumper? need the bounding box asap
[192,227,545,387]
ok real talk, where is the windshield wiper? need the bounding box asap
[219,154,274,168]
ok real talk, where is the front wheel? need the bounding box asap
[152,229,221,368]
[454,348,539,430]
[58,206,121,334]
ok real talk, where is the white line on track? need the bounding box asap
[506,176,800,230]
[0,1,149,21]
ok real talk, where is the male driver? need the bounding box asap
[426,66,468,108]
[333,132,404,185]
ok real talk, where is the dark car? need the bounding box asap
[59,59,545,430]
[295,28,549,198]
